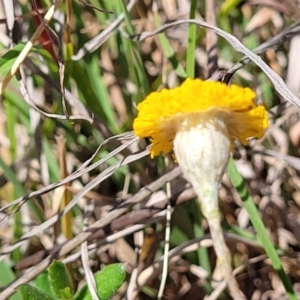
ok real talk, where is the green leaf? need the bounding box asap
[36,272,56,298]
[0,261,22,300]
[220,0,242,15]
[74,263,126,300]
[48,261,74,299]
[0,43,26,76]
[18,284,57,300]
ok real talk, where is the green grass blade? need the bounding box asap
[0,156,26,198]
[42,135,60,183]
[85,55,119,134]
[0,156,44,222]
[186,0,197,78]
[4,100,17,160]
[189,199,212,294]
[4,89,30,131]
[227,158,297,300]
[153,12,186,78]
[117,0,150,100]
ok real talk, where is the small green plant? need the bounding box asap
[17,261,126,300]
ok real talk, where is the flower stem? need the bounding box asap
[199,187,246,300]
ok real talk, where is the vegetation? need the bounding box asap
[1,0,300,299]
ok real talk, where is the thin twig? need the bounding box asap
[0,168,182,299]
[18,74,93,123]
[157,182,171,299]
[133,19,300,108]
[14,187,196,271]
[0,133,137,215]
[81,203,99,300]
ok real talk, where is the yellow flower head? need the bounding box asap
[134,78,268,297]
[133,78,268,157]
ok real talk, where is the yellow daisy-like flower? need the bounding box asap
[133,78,268,299]
[133,78,268,158]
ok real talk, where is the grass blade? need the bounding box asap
[227,158,297,300]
